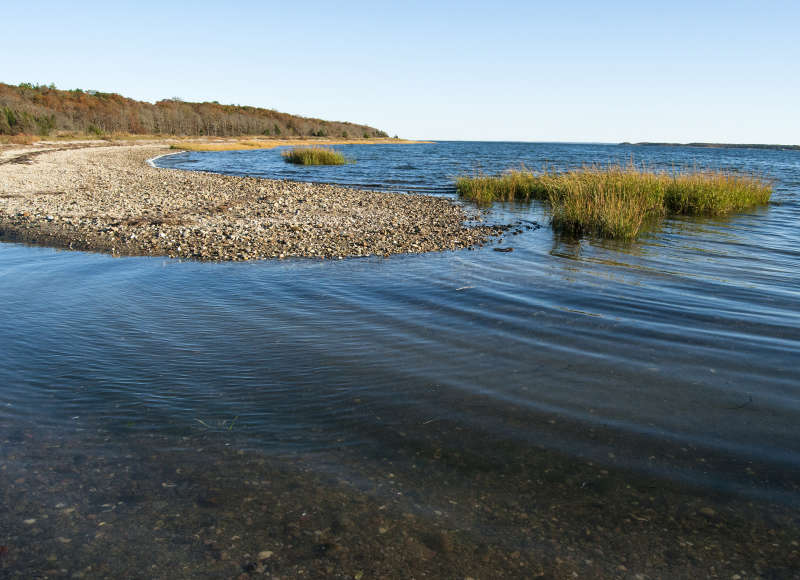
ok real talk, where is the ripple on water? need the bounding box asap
[1,142,799,504]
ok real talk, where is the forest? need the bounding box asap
[0,82,387,139]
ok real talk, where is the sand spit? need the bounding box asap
[0,144,504,261]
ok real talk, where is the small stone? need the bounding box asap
[699,507,716,518]
[424,530,453,553]
[257,550,273,560]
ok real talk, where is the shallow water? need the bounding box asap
[2,142,799,577]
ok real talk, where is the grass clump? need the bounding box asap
[281,146,352,165]
[454,170,548,205]
[456,164,772,239]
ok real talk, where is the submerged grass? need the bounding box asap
[456,165,772,239]
[281,146,352,165]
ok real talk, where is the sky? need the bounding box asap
[2,0,799,143]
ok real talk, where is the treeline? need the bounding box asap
[0,82,388,138]
[624,142,800,151]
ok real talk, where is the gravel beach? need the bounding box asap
[0,144,504,260]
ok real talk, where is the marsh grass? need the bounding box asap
[456,164,772,239]
[0,134,38,145]
[281,146,352,165]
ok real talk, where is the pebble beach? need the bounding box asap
[0,143,504,261]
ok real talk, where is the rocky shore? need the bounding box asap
[0,144,505,261]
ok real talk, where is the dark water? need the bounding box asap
[5,141,800,488]
[2,142,800,575]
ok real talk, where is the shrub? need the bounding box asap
[35,114,56,136]
[0,108,13,134]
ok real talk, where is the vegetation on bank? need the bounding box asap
[456,165,772,239]
[281,146,352,165]
[168,137,421,152]
[0,133,417,149]
[0,81,388,139]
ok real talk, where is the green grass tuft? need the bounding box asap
[281,146,352,165]
[456,164,772,240]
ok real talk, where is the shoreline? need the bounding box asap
[167,136,433,152]
[0,134,433,151]
[145,150,181,168]
[0,142,505,261]
[622,141,800,151]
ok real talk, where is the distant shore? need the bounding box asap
[0,141,501,261]
[0,133,432,150]
[622,141,800,151]
[167,136,432,152]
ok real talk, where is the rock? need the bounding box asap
[699,507,716,518]
[423,530,453,553]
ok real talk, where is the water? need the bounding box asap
[155,141,800,494]
[2,142,799,576]
[161,141,800,196]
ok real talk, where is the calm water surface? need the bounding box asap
[1,142,800,575]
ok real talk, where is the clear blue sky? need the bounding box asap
[3,0,798,143]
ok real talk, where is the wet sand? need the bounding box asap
[0,143,504,261]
